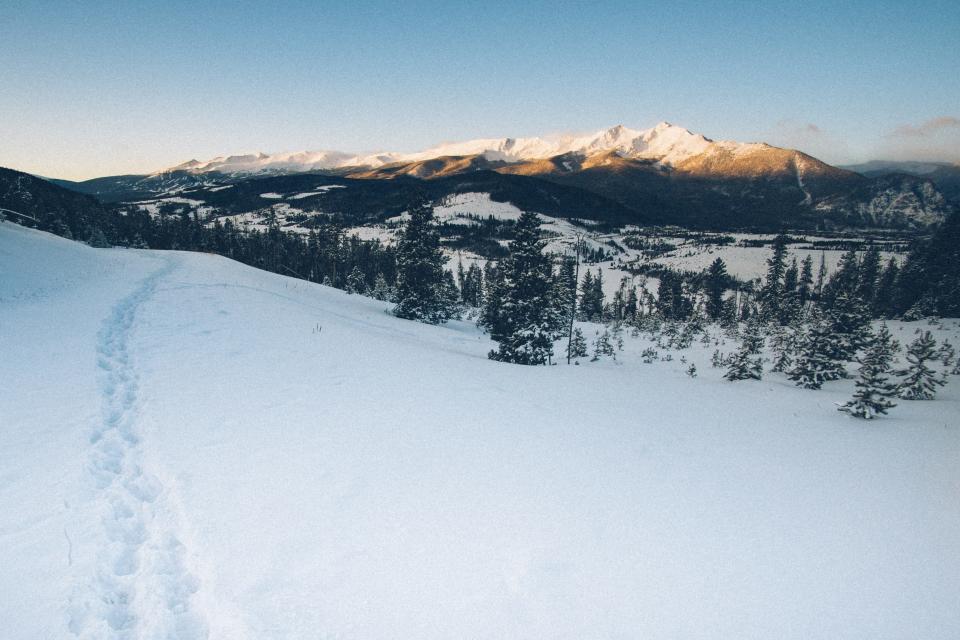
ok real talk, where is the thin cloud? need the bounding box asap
[774,120,823,136]
[890,116,960,138]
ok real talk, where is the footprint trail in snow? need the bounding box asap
[69,256,208,640]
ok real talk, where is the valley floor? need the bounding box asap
[1,222,959,639]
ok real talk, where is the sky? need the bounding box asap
[1,0,958,180]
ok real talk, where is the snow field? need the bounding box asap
[1,222,958,639]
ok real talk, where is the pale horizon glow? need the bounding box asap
[1,0,958,181]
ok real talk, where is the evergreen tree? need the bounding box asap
[871,321,900,372]
[591,329,615,361]
[822,248,860,307]
[719,296,738,328]
[939,340,956,369]
[761,233,789,321]
[798,254,814,305]
[466,263,484,307]
[815,252,827,299]
[788,310,847,389]
[686,363,698,378]
[456,260,467,301]
[872,257,899,318]
[371,273,394,301]
[87,227,110,248]
[704,257,728,321]
[488,211,560,365]
[827,293,871,364]
[783,257,799,297]
[724,318,764,381]
[896,331,946,400]
[568,327,588,359]
[838,334,898,419]
[345,265,366,294]
[578,270,596,321]
[393,201,454,323]
[479,263,507,336]
[769,323,798,373]
[591,270,605,321]
[441,270,462,317]
[857,245,881,308]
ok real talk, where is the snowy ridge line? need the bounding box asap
[68,255,209,640]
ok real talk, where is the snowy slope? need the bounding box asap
[2,222,960,639]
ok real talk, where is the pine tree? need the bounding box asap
[822,248,860,308]
[827,293,871,364]
[815,252,827,299]
[591,329,615,361]
[871,321,900,372]
[568,327,588,359]
[393,201,454,323]
[704,257,728,321]
[787,310,847,389]
[456,260,467,302]
[872,257,899,318]
[761,233,789,321]
[686,363,698,378]
[479,263,506,335]
[724,318,764,381]
[938,339,955,369]
[371,273,394,301]
[488,211,560,365]
[466,263,484,307]
[857,245,882,309]
[798,254,814,305]
[838,335,898,419]
[769,324,797,373]
[895,331,946,400]
[591,270,605,321]
[87,227,110,248]
[345,265,366,294]
[783,257,799,297]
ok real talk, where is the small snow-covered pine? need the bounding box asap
[838,333,898,419]
[345,266,366,295]
[896,331,947,400]
[787,310,847,389]
[568,327,588,359]
[371,273,394,301]
[724,319,764,381]
[591,329,615,361]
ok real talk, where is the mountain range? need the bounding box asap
[43,122,960,230]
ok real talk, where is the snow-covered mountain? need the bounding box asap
[46,122,953,230]
[160,122,716,175]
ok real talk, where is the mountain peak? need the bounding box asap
[155,122,725,176]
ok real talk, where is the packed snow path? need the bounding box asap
[2,224,959,639]
[67,255,207,639]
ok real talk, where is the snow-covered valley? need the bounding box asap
[2,221,959,639]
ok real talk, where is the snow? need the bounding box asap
[258,192,283,199]
[2,221,959,639]
[432,192,525,220]
[288,185,346,199]
[129,197,215,219]
[157,122,724,176]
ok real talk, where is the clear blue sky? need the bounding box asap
[2,0,958,179]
